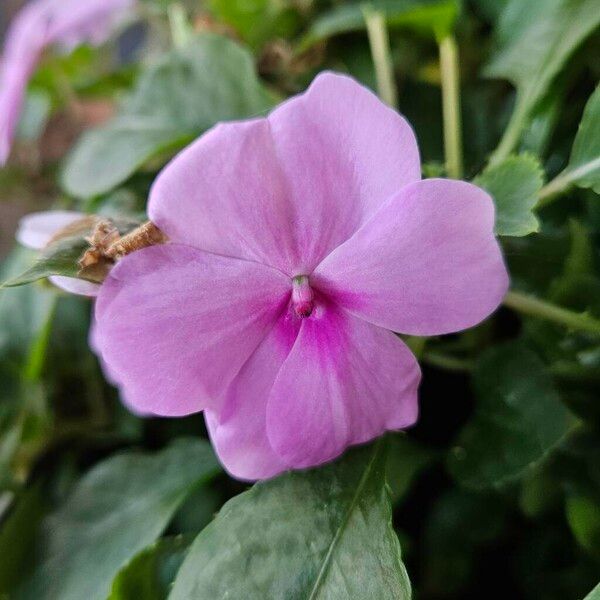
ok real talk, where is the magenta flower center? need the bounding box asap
[291,275,314,318]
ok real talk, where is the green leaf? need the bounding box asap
[448,342,572,489]
[4,217,139,288]
[386,434,436,503]
[474,153,543,236]
[169,443,411,600]
[566,495,600,558]
[584,583,600,600]
[15,439,220,600]
[486,0,600,163]
[302,0,459,49]
[0,485,46,593]
[61,34,273,199]
[552,84,600,195]
[208,0,302,49]
[109,536,192,600]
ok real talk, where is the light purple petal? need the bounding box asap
[205,312,300,481]
[314,179,509,336]
[0,0,134,164]
[266,301,420,469]
[149,72,420,275]
[49,275,100,297]
[16,210,85,249]
[93,244,290,416]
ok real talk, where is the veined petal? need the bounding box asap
[149,72,420,275]
[314,179,509,336]
[266,302,420,469]
[266,71,421,272]
[93,244,290,416]
[205,312,300,481]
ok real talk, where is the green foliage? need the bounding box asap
[448,342,572,489]
[474,153,543,236]
[61,34,272,198]
[303,0,459,48]
[169,443,411,600]
[109,536,192,600]
[3,217,139,288]
[486,0,600,162]
[12,440,220,600]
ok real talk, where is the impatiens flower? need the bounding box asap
[17,210,100,296]
[92,72,509,480]
[0,0,135,164]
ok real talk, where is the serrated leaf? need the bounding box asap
[109,536,192,600]
[474,154,543,236]
[15,439,220,600]
[302,0,459,49]
[486,0,600,161]
[61,34,272,199]
[169,443,411,600]
[448,342,572,489]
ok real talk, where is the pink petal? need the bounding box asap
[205,312,301,481]
[0,0,134,164]
[16,210,85,249]
[93,244,290,416]
[149,72,420,275]
[266,301,420,469]
[314,179,509,336]
[49,275,100,297]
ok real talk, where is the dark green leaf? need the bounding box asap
[448,342,572,489]
[61,34,272,199]
[109,536,192,600]
[557,83,600,194]
[169,443,411,600]
[486,0,600,160]
[474,153,543,236]
[566,495,600,558]
[16,439,220,600]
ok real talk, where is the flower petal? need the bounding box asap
[314,179,509,336]
[16,210,85,249]
[266,71,421,272]
[49,275,100,297]
[266,302,420,469]
[93,244,290,416]
[149,72,420,275]
[205,312,300,481]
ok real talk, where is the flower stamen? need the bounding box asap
[292,275,314,318]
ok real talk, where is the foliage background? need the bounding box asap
[0,0,599,598]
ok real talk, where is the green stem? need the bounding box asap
[503,290,600,336]
[363,5,398,108]
[23,297,57,382]
[423,351,473,372]
[168,3,192,49]
[438,34,463,179]
[488,96,529,166]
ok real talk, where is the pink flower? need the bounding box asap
[92,73,509,480]
[17,210,100,296]
[0,0,135,164]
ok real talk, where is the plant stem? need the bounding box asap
[168,3,192,49]
[363,6,398,108]
[488,96,528,166]
[23,297,57,382]
[438,34,463,179]
[503,290,600,336]
[423,351,473,372]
